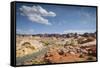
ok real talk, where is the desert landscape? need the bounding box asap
[16,32,97,65]
[15,3,97,66]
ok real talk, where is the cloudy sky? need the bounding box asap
[16,3,97,34]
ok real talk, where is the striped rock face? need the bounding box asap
[16,39,43,57]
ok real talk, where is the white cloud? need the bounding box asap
[17,29,34,34]
[19,5,56,25]
[28,14,51,25]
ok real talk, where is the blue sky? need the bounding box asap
[16,3,96,34]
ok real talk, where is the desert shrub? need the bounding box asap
[58,49,64,55]
[42,41,50,46]
[83,33,89,37]
[88,49,96,57]
[32,60,46,64]
[64,40,71,46]
[65,39,78,46]
[79,54,84,58]
[44,42,49,46]
[32,61,38,64]
[87,56,94,60]
[70,39,78,46]
[77,37,85,44]
[44,58,52,64]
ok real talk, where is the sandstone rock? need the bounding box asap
[70,52,75,55]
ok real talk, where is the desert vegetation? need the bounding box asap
[16,32,97,65]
